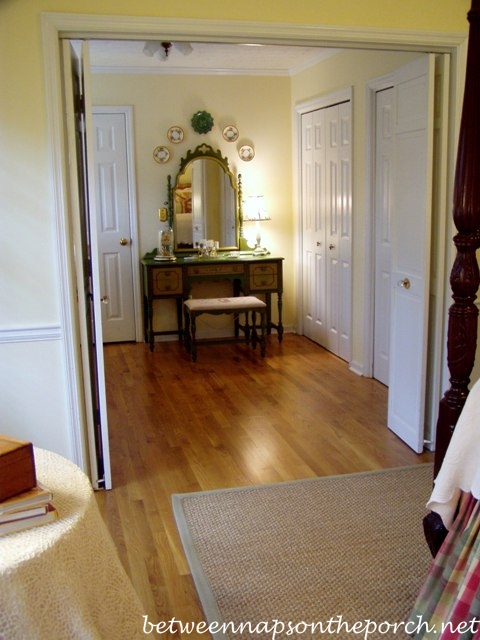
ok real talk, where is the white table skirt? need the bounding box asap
[0,448,146,639]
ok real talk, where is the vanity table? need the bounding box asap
[143,144,284,351]
[141,254,284,351]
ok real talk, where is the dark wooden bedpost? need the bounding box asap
[434,0,480,478]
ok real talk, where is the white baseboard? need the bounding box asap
[349,360,364,377]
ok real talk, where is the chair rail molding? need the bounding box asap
[0,325,62,344]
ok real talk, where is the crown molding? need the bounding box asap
[42,13,466,53]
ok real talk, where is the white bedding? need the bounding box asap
[428,377,480,528]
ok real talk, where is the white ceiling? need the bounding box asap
[88,40,339,76]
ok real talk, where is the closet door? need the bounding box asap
[325,101,352,360]
[387,54,435,453]
[301,101,352,361]
[301,108,326,345]
[373,87,394,386]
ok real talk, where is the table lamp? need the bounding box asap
[243,195,271,253]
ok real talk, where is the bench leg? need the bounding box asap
[259,310,266,357]
[244,311,251,344]
[190,314,198,362]
[184,308,191,354]
[251,311,258,349]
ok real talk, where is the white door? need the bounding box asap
[387,54,434,453]
[302,108,326,345]
[92,110,136,342]
[325,101,352,361]
[62,41,111,489]
[373,87,394,386]
[301,100,352,361]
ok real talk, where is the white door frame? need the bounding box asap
[294,88,352,354]
[92,106,143,344]
[40,12,466,473]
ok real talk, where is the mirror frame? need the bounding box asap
[168,144,243,253]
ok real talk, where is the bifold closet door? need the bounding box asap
[301,102,352,362]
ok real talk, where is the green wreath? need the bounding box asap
[191,110,214,134]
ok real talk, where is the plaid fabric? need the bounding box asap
[409,492,480,639]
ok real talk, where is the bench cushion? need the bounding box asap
[184,296,266,313]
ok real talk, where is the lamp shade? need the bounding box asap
[243,195,270,221]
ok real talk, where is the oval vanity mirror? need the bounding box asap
[170,144,240,252]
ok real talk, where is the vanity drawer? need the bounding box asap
[249,263,278,290]
[187,263,245,278]
[152,267,183,295]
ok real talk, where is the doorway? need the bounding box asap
[41,13,460,479]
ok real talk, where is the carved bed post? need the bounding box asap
[434,0,480,477]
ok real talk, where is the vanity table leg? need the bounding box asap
[277,292,284,343]
[176,298,183,341]
[143,294,149,343]
[265,292,272,335]
[260,310,266,357]
[148,299,154,352]
[184,307,191,354]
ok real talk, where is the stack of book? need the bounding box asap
[0,435,58,536]
[0,484,58,536]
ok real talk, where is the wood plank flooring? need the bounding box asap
[95,334,433,635]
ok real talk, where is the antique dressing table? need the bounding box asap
[142,143,284,351]
[141,253,284,351]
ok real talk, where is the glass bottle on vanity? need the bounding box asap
[158,208,174,258]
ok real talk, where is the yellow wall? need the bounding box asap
[91,72,294,329]
[0,0,470,463]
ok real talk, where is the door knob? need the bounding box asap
[316,241,321,246]
[100,296,109,304]
[329,243,335,250]
[399,278,411,290]
[119,238,129,246]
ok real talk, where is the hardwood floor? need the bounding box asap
[95,334,433,635]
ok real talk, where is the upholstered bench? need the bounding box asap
[183,296,267,362]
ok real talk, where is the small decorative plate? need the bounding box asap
[239,145,255,162]
[167,126,184,144]
[222,125,239,142]
[153,145,170,164]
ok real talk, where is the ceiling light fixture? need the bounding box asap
[142,41,193,61]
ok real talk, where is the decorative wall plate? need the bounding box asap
[153,145,170,164]
[191,110,214,134]
[239,145,255,162]
[167,126,184,143]
[222,125,239,142]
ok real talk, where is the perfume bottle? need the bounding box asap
[158,226,174,257]
[157,208,174,257]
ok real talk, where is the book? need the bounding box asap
[0,503,58,536]
[0,483,53,516]
[0,504,49,523]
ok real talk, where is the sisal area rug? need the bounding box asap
[172,465,434,640]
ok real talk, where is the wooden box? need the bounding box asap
[0,435,37,502]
